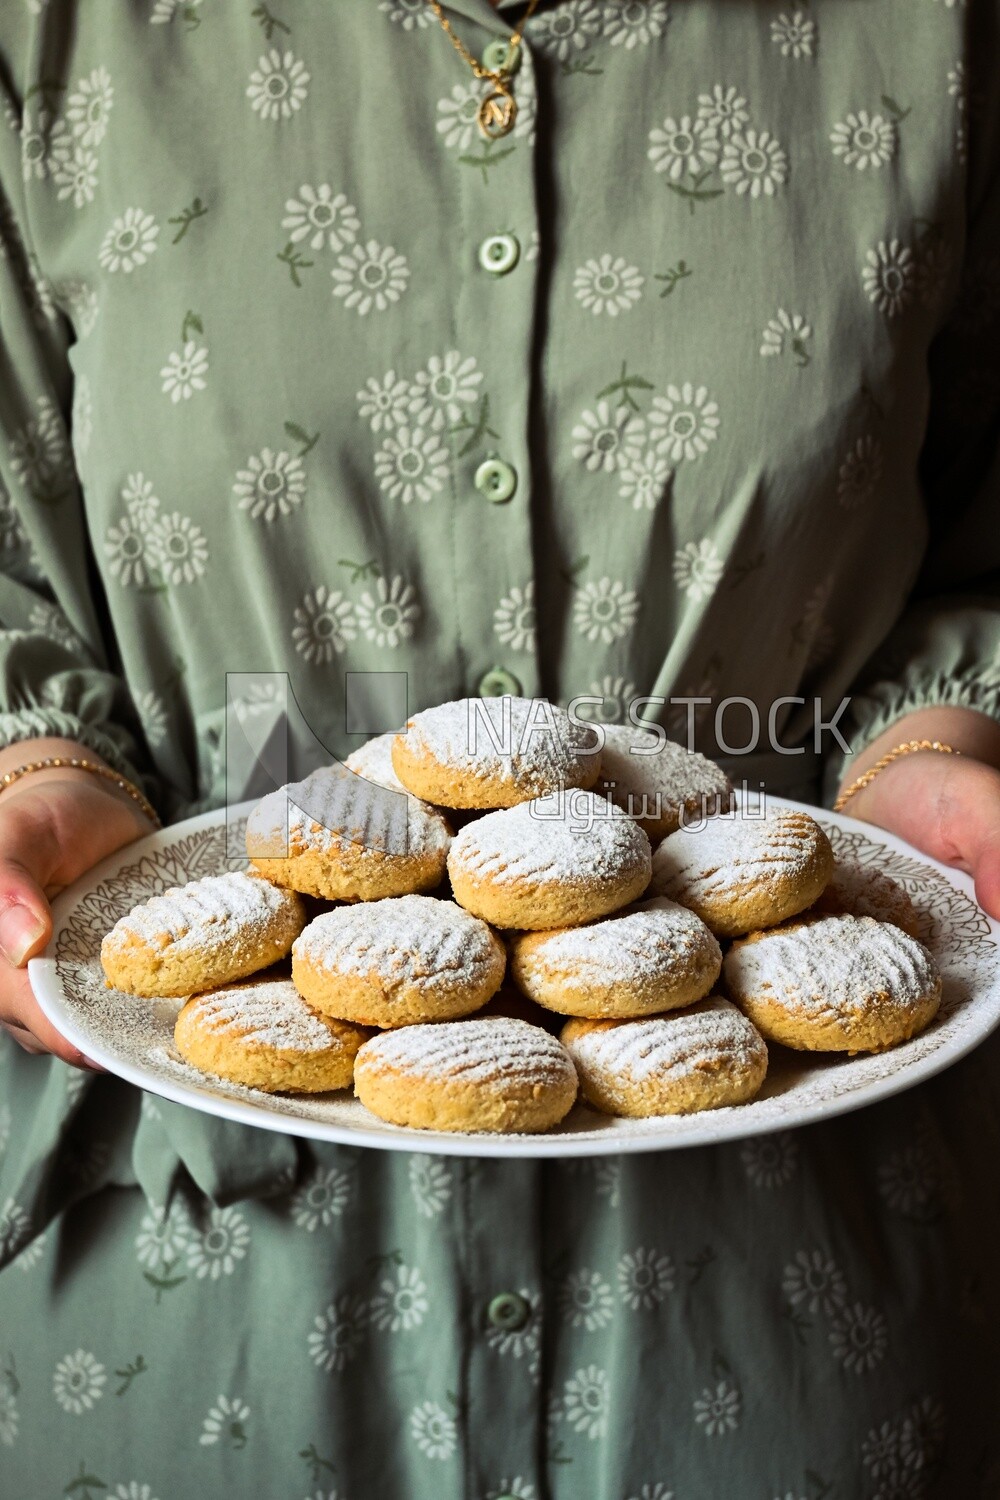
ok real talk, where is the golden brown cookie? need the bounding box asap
[447,790,652,929]
[723,912,942,1053]
[245,763,451,901]
[810,855,923,937]
[353,1016,579,1132]
[291,894,505,1027]
[391,695,601,809]
[174,975,373,1093]
[508,896,722,1018]
[561,997,768,1117]
[594,722,734,842]
[101,870,306,999]
[649,804,833,937]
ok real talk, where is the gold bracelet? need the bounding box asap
[833,739,960,814]
[0,755,162,830]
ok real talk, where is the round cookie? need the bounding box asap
[292,894,505,1027]
[353,1016,579,1133]
[508,897,722,1018]
[246,763,451,902]
[561,997,768,1117]
[595,723,734,842]
[391,695,601,809]
[447,790,652,930]
[101,870,306,999]
[811,856,923,938]
[649,804,833,937]
[723,912,942,1053]
[174,976,373,1093]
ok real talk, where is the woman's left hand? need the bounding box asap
[837,705,1000,920]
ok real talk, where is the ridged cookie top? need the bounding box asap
[394,696,598,798]
[563,997,767,1082]
[345,733,409,795]
[245,763,451,860]
[293,895,503,994]
[103,871,302,957]
[181,978,356,1052]
[723,914,940,1015]
[651,807,829,901]
[513,898,720,986]
[596,724,733,818]
[448,792,651,888]
[815,858,921,935]
[354,1016,578,1085]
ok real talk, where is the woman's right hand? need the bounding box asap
[0,740,157,1067]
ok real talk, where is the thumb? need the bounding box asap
[0,803,56,966]
[957,788,1000,920]
[0,860,52,967]
[972,839,1000,923]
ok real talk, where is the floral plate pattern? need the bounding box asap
[29,797,1000,1159]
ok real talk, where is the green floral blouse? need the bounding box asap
[2,2,1000,1497]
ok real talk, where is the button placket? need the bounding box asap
[459,1158,546,1499]
[448,22,540,707]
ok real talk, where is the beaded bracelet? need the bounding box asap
[833,739,960,814]
[0,755,162,830]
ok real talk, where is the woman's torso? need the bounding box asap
[2,0,977,815]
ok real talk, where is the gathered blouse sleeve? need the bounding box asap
[0,19,157,801]
[822,6,1000,801]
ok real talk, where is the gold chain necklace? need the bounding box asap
[424,0,543,140]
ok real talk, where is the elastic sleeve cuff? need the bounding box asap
[820,664,1000,806]
[0,706,158,804]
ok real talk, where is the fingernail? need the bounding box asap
[82,1056,107,1073]
[0,905,46,967]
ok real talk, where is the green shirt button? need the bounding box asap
[481,38,523,75]
[479,233,520,276]
[474,457,518,503]
[478,668,522,698]
[486,1291,531,1331]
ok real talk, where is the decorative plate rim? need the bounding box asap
[28,795,1000,1160]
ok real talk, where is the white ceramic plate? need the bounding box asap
[29,796,1000,1159]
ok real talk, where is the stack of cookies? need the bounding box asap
[99,695,942,1136]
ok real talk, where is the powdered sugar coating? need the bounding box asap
[395,695,599,798]
[448,791,650,888]
[515,897,720,988]
[246,763,450,859]
[345,733,409,795]
[293,895,502,998]
[723,914,940,1018]
[564,997,766,1085]
[355,1015,577,1086]
[181,977,351,1053]
[103,870,301,959]
[815,857,922,936]
[651,806,829,902]
[596,723,733,829]
[53,795,1000,1146]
